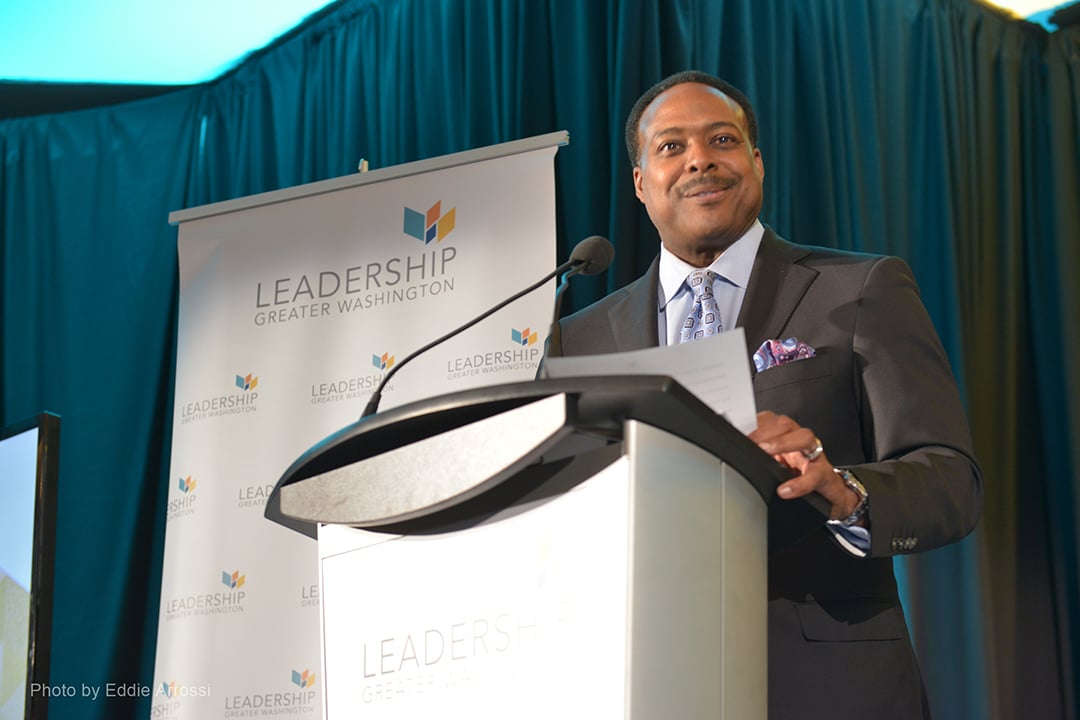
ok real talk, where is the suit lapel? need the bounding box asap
[608,256,660,351]
[737,228,818,354]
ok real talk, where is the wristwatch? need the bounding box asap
[826,467,869,527]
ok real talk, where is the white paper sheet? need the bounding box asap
[542,328,758,434]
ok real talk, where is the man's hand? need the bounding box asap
[748,410,863,524]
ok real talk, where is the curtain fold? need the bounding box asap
[2,1,1076,718]
[1032,23,1080,719]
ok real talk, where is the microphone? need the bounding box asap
[360,235,614,418]
[566,234,615,277]
[547,235,613,353]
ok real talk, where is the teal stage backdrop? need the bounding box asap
[1,0,1077,717]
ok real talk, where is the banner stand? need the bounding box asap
[155,132,567,719]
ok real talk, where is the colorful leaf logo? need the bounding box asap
[403,201,456,244]
[511,327,538,346]
[291,669,316,688]
[222,570,246,589]
[371,352,395,370]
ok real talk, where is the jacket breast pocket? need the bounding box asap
[753,349,832,392]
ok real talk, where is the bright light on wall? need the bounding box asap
[982,0,1070,19]
[0,0,335,84]
[0,0,1072,86]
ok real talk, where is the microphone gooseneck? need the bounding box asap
[360,235,614,419]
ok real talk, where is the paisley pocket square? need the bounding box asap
[753,337,816,372]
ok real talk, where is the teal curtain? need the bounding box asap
[0,91,200,717]
[2,1,1076,717]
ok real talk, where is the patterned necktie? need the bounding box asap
[679,269,722,343]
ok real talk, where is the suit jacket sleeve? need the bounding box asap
[749,249,981,558]
[841,256,981,558]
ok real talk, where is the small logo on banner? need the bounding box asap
[149,678,212,718]
[511,327,538,346]
[180,375,260,425]
[310,374,393,406]
[446,328,542,381]
[224,668,318,714]
[372,352,395,371]
[167,476,199,521]
[292,669,316,689]
[403,201,456,244]
[222,570,246,590]
[163,570,247,622]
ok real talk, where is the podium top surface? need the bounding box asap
[265,376,828,543]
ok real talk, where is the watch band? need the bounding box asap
[826,467,869,527]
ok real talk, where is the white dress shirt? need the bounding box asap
[657,221,764,346]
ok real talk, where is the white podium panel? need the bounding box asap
[317,420,767,719]
[319,458,629,718]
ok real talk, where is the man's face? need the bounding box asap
[633,82,764,266]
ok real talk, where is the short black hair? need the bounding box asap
[625,70,759,166]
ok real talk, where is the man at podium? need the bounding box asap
[544,70,982,719]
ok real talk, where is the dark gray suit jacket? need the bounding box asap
[546,227,982,719]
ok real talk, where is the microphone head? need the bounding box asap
[568,235,614,276]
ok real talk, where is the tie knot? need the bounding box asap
[678,269,722,343]
[687,269,717,299]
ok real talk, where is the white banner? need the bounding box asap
[153,138,562,719]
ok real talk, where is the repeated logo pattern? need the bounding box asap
[235,373,259,391]
[403,201,456,244]
[222,570,246,590]
[511,327,538,346]
[178,476,196,493]
[291,669,316,689]
[371,352,395,371]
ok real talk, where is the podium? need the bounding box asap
[266,376,825,719]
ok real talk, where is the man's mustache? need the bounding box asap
[678,175,738,197]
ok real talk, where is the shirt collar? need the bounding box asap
[657,220,764,309]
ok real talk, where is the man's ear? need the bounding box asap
[632,165,645,203]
